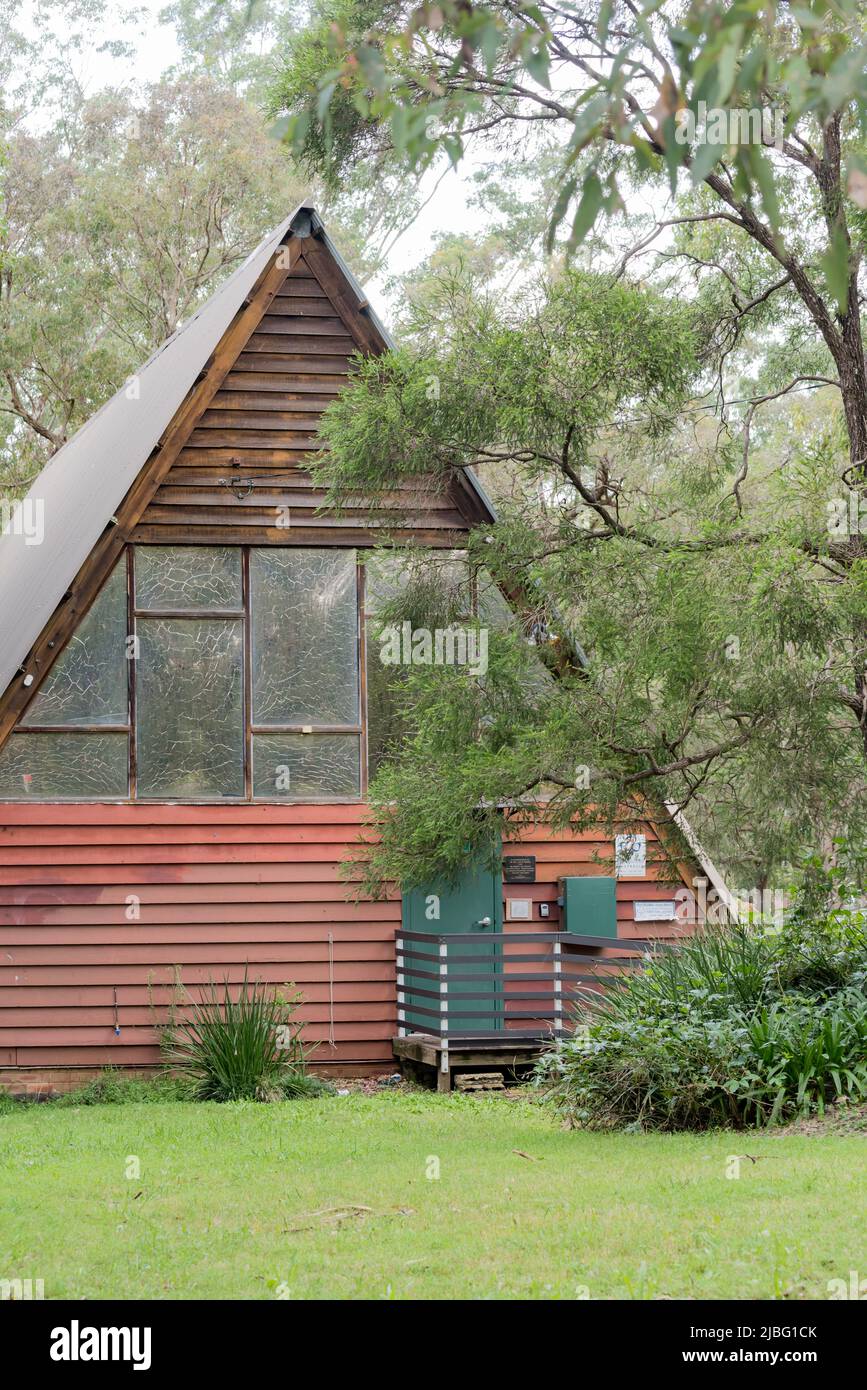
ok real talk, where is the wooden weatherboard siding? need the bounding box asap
[502,820,692,940]
[0,807,693,1075]
[0,804,398,1070]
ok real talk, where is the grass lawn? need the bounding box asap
[2,1090,866,1300]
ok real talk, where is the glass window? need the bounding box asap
[252,734,360,798]
[2,545,367,802]
[365,620,407,781]
[136,618,244,798]
[0,732,128,799]
[250,549,358,726]
[21,563,128,726]
[363,549,474,779]
[135,546,242,612]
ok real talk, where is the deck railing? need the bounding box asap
[395,928,662,1045]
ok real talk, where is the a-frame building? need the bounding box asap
[0,205,718,1091]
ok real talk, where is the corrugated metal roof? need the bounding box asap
[0,202,495,700]
[0,204,303,697]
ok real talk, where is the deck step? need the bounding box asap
[455,1072,506,1092]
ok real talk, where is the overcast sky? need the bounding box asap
[17,0,673,320]
[31,0,487,302]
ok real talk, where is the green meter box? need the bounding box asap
[558,876,617,938]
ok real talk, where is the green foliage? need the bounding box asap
[1,75,308,491]
[316,268,697,499]
[160,0,304,100]
[536,911,867,1131]
[271,1,867,257]
[268,0,401,185]
[49,1070,191,1107]
[159,972,324,1103]
[325,264,863,892]
[360,622,550,891]
[0,5,426,489]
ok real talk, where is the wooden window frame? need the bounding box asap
[9,543,368,804]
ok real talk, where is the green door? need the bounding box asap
[402,862,503,1035]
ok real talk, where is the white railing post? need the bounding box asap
[396,934,407,1036]
[554,936,564,1038]
[439,938,449,1076]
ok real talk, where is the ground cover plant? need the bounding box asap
[159,973,326,1103]
[536,906,867,1132]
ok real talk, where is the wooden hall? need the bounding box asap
[0,205,720,1093]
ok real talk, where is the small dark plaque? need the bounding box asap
[503,855,536,884]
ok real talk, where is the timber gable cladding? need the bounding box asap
[133,238,473,545]
[0,210,491,752]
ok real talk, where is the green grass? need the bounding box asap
[2,1092,866,1299]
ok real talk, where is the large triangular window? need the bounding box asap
[0,560,129,799]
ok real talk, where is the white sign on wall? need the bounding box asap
[615,833,646,877]
[633,900,677,922]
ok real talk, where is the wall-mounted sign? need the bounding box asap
[507,898,532,921]
[633,900,677,922]
[615,833,646,877]
[503,855,536,884]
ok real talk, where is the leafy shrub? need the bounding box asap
[536,912,867,1131]
[160,971,326,1103]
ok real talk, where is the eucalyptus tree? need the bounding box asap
[269,1,867,885]
[0,78,309,489]
[273,2,867,473]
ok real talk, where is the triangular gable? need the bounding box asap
[133,225,490,545]
[0,200,727,912]
[0,205,495,744]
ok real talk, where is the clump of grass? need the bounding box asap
[50,1070,189,1107]
[160,970,326,1103]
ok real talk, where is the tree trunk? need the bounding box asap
[837,313,867,482]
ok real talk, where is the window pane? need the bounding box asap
[365,622,407,781]
[136,619,244,797]
[22,563,128,726]
[135,546,242,611]
[251,549,358,725]
[0,733,128,799]
[364,548,472,622]
[252,734,360,798]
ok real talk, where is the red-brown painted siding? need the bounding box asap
[0,805,694,1076]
